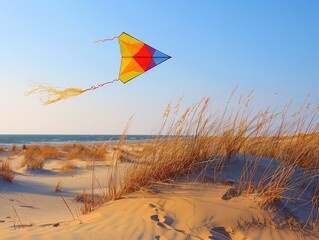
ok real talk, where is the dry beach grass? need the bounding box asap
[0,162,15,182]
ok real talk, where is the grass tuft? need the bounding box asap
[22,145,62,170]
[54,181,63,192]
[65,144,106,161]
[0,162,15,182]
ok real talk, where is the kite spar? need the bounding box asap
[27,32,171,105]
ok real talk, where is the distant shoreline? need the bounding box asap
[0,134,156,146]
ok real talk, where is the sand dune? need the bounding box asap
[1,181,307,240]
[1,147,316,240]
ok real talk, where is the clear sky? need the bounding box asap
[0,0,318,134]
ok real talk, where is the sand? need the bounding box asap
[0,146,316,240]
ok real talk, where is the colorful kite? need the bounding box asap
[27,32,171,105]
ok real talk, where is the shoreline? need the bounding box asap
[0,134,157,147]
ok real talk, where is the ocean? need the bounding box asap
[0,135,154,146]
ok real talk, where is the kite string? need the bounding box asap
[93,36,119,43]
[84,79,120,91]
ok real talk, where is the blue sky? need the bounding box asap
[0,1,318,134]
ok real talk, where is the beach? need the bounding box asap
[1,137,318,240]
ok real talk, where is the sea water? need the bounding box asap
[0,134,154,146]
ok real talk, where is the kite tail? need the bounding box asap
[25,82,86,105]
[93,36,118,43]
[26,79,120,105]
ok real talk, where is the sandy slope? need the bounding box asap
[0,151,316,240]
[2,182,308,240]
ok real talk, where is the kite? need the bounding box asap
[27,32,171,105]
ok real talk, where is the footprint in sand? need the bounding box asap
[148,203,164,213]
[209,226,232,240]
[143,203,174,230]
[150,214,174,229]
